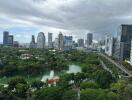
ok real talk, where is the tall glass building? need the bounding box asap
[48,33,53,48]
[87,33,93,46]
[3,31,9,45]
[113,25,132,61]
[64,36,73,51]
[37,32,45,49]
[58,32,64,51]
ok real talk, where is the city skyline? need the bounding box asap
[1,0,132,43]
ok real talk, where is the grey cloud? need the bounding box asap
[0,0,132,40]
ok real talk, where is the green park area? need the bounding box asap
[0,48,132,100]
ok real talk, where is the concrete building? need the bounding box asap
[105,35,114,56]
[8,35,14,46]
[37,32,45,49]
[130,40,132,64]
[113,24,132,61]
[64,36,73,51]
[78,39,84,47]
[58,32,64,51]
[54,38,59,49]
[3,31,9,46]
[86,33,93,47]
[72,41,78,49]
[48,33,53,48]
[13,41,19,48]
[30,35,36,48]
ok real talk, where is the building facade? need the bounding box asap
[48,33,53,48]
[130,40,132,64]
[113,24,132,61]
[64,36,73,51]
[87,33,93,47]
[54,38,59,49]
[78,39,84,47]
[105,35,114,56]
[8,35,14,46]
[37,32,45,49]
[30,35,36,48]
[58,32,64,51]
[3,31,9,45]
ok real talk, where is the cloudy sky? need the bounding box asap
[0,0,132,43]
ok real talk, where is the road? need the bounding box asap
[98,53,132,77]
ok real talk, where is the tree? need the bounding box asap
[80,89,119,100]
[15,83,29,98]
[31,80,44,90]
[80,89,106,100]
[111,80,132,100]
[80,82,99,89]
[107,92,120,100]
[36,87,63,100]
[8,77,27,90]
[95,70,116,88]
[62,90,77,100]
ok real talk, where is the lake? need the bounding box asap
[41,64,81,82]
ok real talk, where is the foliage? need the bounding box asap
[80,82,99,89]
[80,89,119,100]
[36,87,63,100]
[61,90,77,100]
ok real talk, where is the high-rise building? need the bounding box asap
[8,35,14,46]
[37,32,45,48]
[130,40,132,64]
[13,41,19,48]
[72,41,78,49]
[78,39,84,47]
[3,31,9,45]
[30,35,36,48]
[64,36,73,51]
[54,38,59,49]
[48,33,53,48]
[87,33,93,47]
[113,24,132,61]
[58,32,64,51]
[105,35,114,56]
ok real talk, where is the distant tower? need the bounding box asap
[3,31,9,45]
[32,35,35,43]
[8,35,14,46]
[58,32,64,51]
[64,36,73,51]
[37,32,45,48]
[87,33,93,47]
[48,33,53,48]
[54,38,59,49]
[130,40,132,64]
[78,39,84,47]
[30,35,36,48]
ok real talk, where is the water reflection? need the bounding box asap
[66,65,82,74]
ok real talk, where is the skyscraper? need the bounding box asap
[87,33,93,47]
[3,31,9,45]
[37,32,45,49]
[113,24,132,60]
[58,32,64,51]
[105,35,114,56]
[64,36,73,51]
[48,33,53,48]
[30,35,36,48]
[78,39,84,47]
[13,41,19,48]
[8,35,14,46]
[54,38,59,49]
